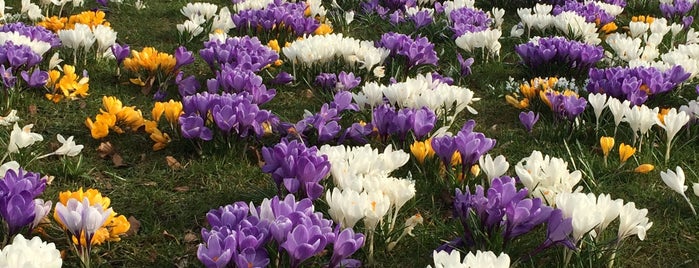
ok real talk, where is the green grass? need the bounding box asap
[3,0,699,267]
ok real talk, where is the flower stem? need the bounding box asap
[683,195,697,216]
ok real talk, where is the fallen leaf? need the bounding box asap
[174,186,189,192]
[112,153,127,168]
[97,142,115,159]
[249,146,264,168]
[166,156,182,171]
[43,175,54,185]
[163,230,177,241]
[125,216,141,236]
[79,101,87,109]
[303,88,314,99]
[184,232,198,243]
[143,181,157,186]
[28,104,37,115]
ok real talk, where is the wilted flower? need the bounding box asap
[634,164,655,174]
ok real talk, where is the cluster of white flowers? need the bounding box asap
[178,2,234,42]
[0,31,52,57]
[320,144,415,232]
[452,6,505,58]
[516,3,619,45]
[658,43,699,79]
[0,235,62,268]
[353,72,479,119]
[2,111,84,161]
[429,250,510,268]
[282,33,390,72]
[58,23,117,61]
[235,0,326,17]
[515,150,583,206]
[556,192,652,244]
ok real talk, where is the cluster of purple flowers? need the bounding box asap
[198,195,365,268]
[180,92,277,140]
[389,9,434,29]
[515,37,604,74]
[545,92,587,122]
[288,91,364,144]
[232,1,319,37]
[361,0,417,15]
[438,176,575,254]
[660,0,696,21]
[551,1,616,25]
[431,120,495,172]
[372,104,436,141]
[0,168,50,237]
[0,22,62,51]
[261,139,330,200]
[587,65,690,105]
[378,32,439,69]
[0,43,49,90]
[206,66,277,104]
[542,0,626,7]
[449,7,492,38]
[199,36,279,73]
[315,72,361,92]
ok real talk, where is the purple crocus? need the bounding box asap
[111,43,130,65]
[261,139,330,200]
[270,71,294,85]
[174,46,195,70]
[457,54,474,77]
[411,10,433,29]
[282,224,329,268]
[179,114,213,140]
[412,107,436,139]
[454,120,495,169]
[519,111,539,132]
[21,69,49,88]
[431,135,458,169]
[329,228,365,268]
[537,209,576,251]
[197,232,234,268]
[337,71,361,91]
[315,73,337,91]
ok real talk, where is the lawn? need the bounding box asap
[1,0,699,267]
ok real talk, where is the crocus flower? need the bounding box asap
[600,136,614,166]
[0,234,62,268]
[660,166,696,215]
[634,164,654,174]
[329,228,365,268]
[657,108,689,162]
[281,222,329,268]
[478,154,509,181]
[179,114,213,141]
[588,93,608,132]
[7,123,44,154]
[38,134,84,159]
[618,143,635,164]
[617,202,652,241]
[457,53,474,77]
[519,111,539,132]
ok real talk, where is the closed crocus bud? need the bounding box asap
[600,136,614,157]
[618,143,635,163]
[634,164,654,174]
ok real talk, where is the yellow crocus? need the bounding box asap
[600,22,618,34]
[117,107,145,130]
[162,100,183,125]
[619,143,636,163]
[101,96,123,115]
[600,136,614,157]
[470,164,481,177]
[634,164,655,174]
[152,102,165,122]
[314,23,333,35]
[268,39,281,53]
[519,84,537,99]
[149,129,171,151]
[410,139,431,165]
[85,117,110,139]
[58,188,111,211]
[37,16,67,32]
[505,95,529,109]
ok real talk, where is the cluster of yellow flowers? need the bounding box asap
[53,188,130,245]
[123,47,177,89]
[37,10,111,32]
[45,64,90,103]
[85,96,182,150]
[600,136,654,173]
[505,77,579,110]
[631,15,655,24]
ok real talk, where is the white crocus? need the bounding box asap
[345,10,355,25]
[429,250,465,268]
[462,250,510,268]
[623,104,658,149]
[515,150,583,206]
[479,154,509,181]
[555,192,604,243]
[326,188,367,229]
[617,202,652,241]
[607,97,631,136]
[593,193,623,238]
[92,24,117,57]
[21,0,43,21]
[0,161,20,177]
[661,166,696,215]
[7,123,43,154]
[0,110,20,126]
[31,199,52,230]
[587,93,608,133]
[693,183,699,197]
[0,234,62,268]
[657,108,689,162]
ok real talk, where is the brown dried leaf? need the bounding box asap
[143,181,157,187]
[79,101,87,109]
[163,230,177,241]
[303,88,314,99]
[28,104,37,115]
[96,142,115,159]
[111,153,127,168]
[184,232,198,243]
[166,156,182,171]
[249,146,265,168]
[174,186,189,192]
[125,216,141,236]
